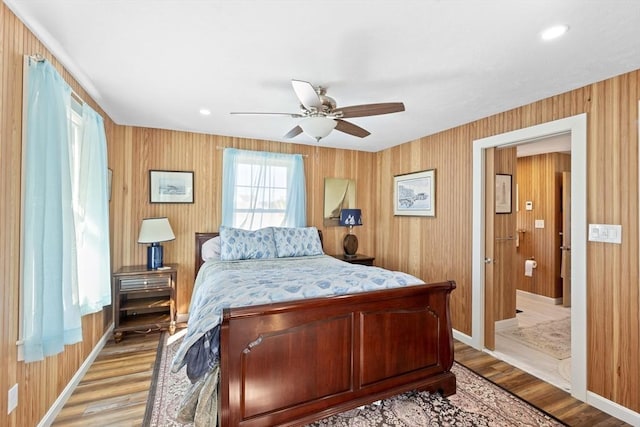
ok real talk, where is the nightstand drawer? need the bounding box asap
[119,275,171,291]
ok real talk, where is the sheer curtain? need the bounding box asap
[21,59,111,362]
[221,148,306,229]
[74,104,111,315]
[22,59,82,362]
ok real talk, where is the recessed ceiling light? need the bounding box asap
[541,24,569,41]
[199,108,211,116]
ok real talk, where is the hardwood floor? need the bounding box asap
[455,341,629,426]
[52,331,628,426]
[52,332,160,427]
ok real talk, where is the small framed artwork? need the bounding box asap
[393,169,436,217]
[495,173,512,214]
[149,170,194,204]
[323,177,356,227]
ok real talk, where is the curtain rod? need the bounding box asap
[216,146,309,158]
[27,53,86,106]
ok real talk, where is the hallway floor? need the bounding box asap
[490,290,572,391]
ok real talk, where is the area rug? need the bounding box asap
[497,317,571,360]
[145,333,566,426]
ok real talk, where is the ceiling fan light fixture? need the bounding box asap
[300,116,337,141]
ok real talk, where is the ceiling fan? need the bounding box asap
[231,80,405,141]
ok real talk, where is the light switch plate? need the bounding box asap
[588,224,622,244]
[535,219,544,229]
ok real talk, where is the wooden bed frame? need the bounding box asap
[194,232,456,427]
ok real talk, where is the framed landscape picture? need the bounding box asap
[393,169,435,217]
[149,170,194,203]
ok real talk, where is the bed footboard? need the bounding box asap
[220,280,456,427]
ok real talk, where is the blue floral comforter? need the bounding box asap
[171,255,423,377]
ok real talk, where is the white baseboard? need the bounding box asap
[517,289,563,305]
[38,324,114,427]
[453,328,475,347]
[587,391,640,426]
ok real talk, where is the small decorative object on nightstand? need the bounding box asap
[112,264,177,343]
[331,253,375,266]
[339,208,363,257]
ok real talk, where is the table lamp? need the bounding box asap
[339,208,362,257]
[138,217,175,269]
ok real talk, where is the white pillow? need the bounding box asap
[201,236,221,261]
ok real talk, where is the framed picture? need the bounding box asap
[393,169,435,217]
[495,173,512,214]
[149,170,194,203]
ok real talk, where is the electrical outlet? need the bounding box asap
[8,383,18,414]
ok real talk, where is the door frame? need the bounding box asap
[467,113,587,401]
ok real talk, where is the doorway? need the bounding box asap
[492,136,572,391]
[469,114,587,402]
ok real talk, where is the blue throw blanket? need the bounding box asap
[171,255,423,379]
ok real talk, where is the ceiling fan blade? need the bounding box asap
[337,102,405,118]
[334,119,371,138]
[230,111,303,118]
[283,125,303,139]
[291,80,322,110]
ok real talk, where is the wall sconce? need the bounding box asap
[137,217,175,269]
[339,208,362,257]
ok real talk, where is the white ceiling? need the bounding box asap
[6,0,640,152]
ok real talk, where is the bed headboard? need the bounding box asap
[194,229,324,280]
[195,232,219,279]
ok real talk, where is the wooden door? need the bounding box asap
[484,147,517,350]
[561,172,571,307]
[484,149,496,350]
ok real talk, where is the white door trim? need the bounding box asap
[470,113,587,401]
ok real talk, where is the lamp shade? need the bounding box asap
[138,217,175,243]
[339,209,362,227]
[300,117,337,141]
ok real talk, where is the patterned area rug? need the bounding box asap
[145,333,566,426]
[497,317,571,359]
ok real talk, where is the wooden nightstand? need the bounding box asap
[112,264,177,343]
[331,253,375,266]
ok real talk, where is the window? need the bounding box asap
[20,57,110,362]
[221,149,306,230]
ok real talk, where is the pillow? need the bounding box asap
[219,226,277,261]
[273,226,324,258]
[201,236,221,261]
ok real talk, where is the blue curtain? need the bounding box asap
[75,104,111,315]
[221,148,306,229]
[22,59,82,362]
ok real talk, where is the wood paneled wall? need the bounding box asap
[0,5,115,426]
[375,74,639,412]
[516,153,571,298]
[108,129,377,314]
[2,3,639,425]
